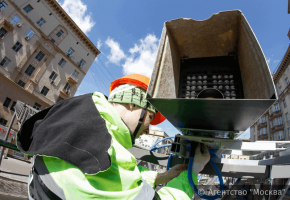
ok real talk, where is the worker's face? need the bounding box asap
[110,102,155,138]
[135,109,156,138]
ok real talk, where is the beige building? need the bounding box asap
[250,31,290,159]
[0,0,100,134]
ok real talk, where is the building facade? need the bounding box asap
[0,0,100,133]
[250,31,290,159]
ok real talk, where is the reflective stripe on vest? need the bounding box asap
[28,156,65,200]
[133,179,156,200]
[29,156,158,200]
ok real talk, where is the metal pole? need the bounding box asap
[0,112,16,167]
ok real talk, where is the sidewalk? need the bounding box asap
[0,157,31,199]
[0,157,32,183]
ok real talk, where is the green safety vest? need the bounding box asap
[19,92,198,200]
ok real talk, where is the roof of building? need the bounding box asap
[273,43,290,84]
[45,0,100,56]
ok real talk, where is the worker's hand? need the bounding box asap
[155,164,188,185]
[192,143,210,174]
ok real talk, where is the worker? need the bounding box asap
[17,74,210,200]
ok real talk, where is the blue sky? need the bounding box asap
[58,0,289,138]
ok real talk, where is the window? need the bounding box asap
[274,132,277,140]
[49,71,57,81]
[23,4,33,13]
[0,27,7,38]
[33,102,41,110]
[280,86,283,94]
[58,58,66,67]
[25,29,34,39]
[57,97,64,102]
[56,30,64,37]
[78,59,86,68]
[17,80,25,88]
[286,113,289,122]
[262,127,266,135]
[72,70,79,78]
[50,38,55,44]
[259,129,262,135]
[283,99,287,108]
[12,42,23,52]
[286,77,290,85]
[67,48,74,56]
[278,131,283,140]
[36,18,46,27]
[10,101,16,111]
[270,107,273,114]
[0,57,10,68]
[0,2,7,11]
[35,51,45,61]
[261,117,265,123]
[9,15,20,26]
[64,83,71,91]
[274,104,279,111]
[25,65,35,76]
[0,118,7,126]
[3,97,11,108]
[40,86,49,96]
[272,120,275,127]
[288,128,290,139]
[277,117,282,125]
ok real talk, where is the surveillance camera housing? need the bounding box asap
[146,10,277,137]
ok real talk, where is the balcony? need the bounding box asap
[60,88,70,97]
[68,75,78,84]
[258,134,268,140]
[0,19,14,32]
[257,122,267,130]
[270,124,284,133]
[32,90,54,105]
[269,110,282,120]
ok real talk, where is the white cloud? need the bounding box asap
[97,39,103,49]
[123,34,159,77]
[105,37,126,65]
[105,34,159,78]
[150,125,163,131]
[266,57,271,64]
[57,0,95,35]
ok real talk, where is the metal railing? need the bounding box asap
[14,101,39,127]
[0,101,40,165]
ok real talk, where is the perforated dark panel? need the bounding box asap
[178,56,244,99]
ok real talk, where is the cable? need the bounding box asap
[149,137,175,151]
[167,153,173,171]
[89,69,100,92]
[188,149,224,200]
[150,144,172,152]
